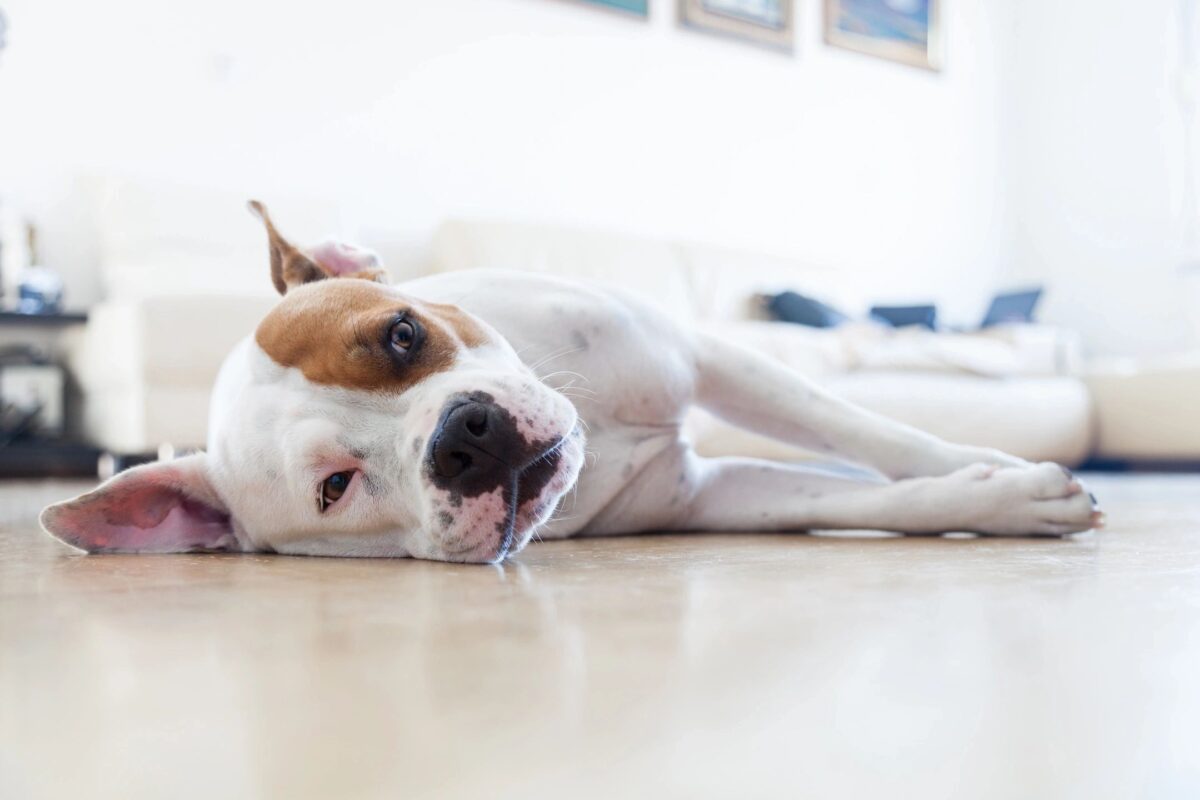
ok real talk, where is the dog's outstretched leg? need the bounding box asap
[691,331,1031,480]
[660,455,1101,536]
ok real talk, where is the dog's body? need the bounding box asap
[41,206,1102,563]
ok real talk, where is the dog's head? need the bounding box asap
[40,203,585,563]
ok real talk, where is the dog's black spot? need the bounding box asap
[361,473,385,498]
[570,330,590,351]
[411,437,424,455]
[516,443,561,510]
[437,511,454,528]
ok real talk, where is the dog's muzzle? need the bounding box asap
[427,395,564,506]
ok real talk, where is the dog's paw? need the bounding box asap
[943,461,1102,536]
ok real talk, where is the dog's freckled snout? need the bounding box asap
[430,400,522,492]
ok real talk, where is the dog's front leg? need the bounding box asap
[692,331,1029,480]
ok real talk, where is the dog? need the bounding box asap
[39,203,1104,563]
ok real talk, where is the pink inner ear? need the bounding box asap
[90,502,235,553]
[40,458,240,554]
[307,240,381,277]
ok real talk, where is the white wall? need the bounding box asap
[0,0,1012,321]
[1005,0,1198,356]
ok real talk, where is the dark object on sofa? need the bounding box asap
[763,291,849,328]
[869,304,938,330]
[980,288,1042,328]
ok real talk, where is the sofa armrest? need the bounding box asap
[66,294,274,452]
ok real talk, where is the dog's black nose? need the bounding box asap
[430,400,521,494]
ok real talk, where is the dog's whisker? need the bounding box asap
[554,382,597,396]
[528,346,584,374]
[540,369,591,386]
[558,391,599,404]
[548,510,583,526]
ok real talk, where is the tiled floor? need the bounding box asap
[2,475,1199,799]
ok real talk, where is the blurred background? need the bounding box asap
[0,0,1197,474]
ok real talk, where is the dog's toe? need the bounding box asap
[1026,462,1085,500]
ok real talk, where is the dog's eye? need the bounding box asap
[319,471,353,511]
[389,319,416,353]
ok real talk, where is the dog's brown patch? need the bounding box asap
[255,280,493,391]
[432,301,489,350]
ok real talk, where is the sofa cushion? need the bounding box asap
[429,219,696,321]
[725,321,1076,379]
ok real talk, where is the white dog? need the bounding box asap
[40,203,1103,563]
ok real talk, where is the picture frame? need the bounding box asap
[679,0,795,53]
[572,0,650,17]
[824,0,941,71]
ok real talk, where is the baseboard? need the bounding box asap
[1079,457,1200,473]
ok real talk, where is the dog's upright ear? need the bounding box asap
[248,200,388,295]
[39,454,243,554]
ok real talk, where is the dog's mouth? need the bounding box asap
[487,433,569,556]
[512,435,569,507]
[434,424,583,563]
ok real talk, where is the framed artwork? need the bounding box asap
[824,0,941,70]
[679,0,795,52]
[573,0,650,16]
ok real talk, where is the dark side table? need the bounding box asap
[0,310,102,478]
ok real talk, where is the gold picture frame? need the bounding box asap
[824,0,942,71]
[679,0,796,53]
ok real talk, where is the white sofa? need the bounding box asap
[67,184,1095,465]
[1084,353,1200,462]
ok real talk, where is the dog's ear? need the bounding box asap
[248,200,388,295]
[39,454,243,554]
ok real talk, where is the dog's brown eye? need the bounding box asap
[319,471,353,511]
[389,319,416,353]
